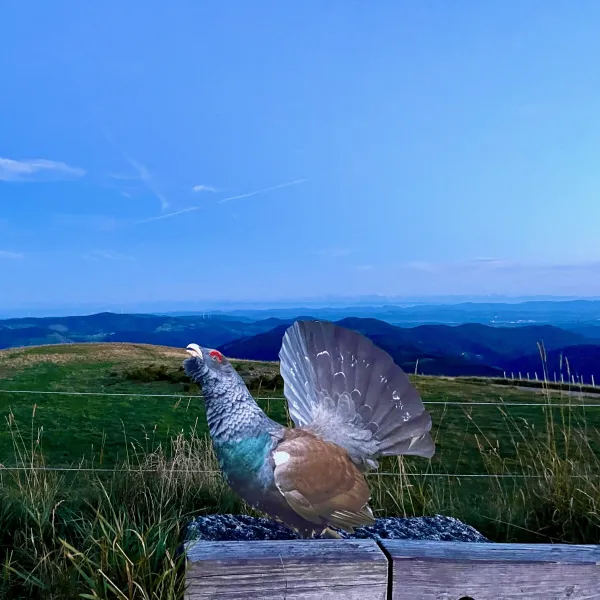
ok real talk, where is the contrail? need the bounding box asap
[218,178,307,203]
[135,206,200,224]
[134,178,307,224]
[125,156,170,211]
[99,128,170,211]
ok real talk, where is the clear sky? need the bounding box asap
[2,1,600,312]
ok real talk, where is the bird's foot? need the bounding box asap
[320,527,343,539]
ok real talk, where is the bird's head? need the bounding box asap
[183,344,240,392]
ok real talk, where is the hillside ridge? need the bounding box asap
[2,312,600,379]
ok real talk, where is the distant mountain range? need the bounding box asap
[3,296,599,319]
[0,312,279,351]
[1,310,599,380]
[203,300,600,328]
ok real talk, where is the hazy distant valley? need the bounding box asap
[1,300,599,379]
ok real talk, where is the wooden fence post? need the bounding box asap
[379,539,600,600]
[184,539,388,599]
[184,539,600,599]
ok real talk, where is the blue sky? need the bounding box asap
[2,1,600,313]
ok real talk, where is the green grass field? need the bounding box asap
[0,342,599,599]
[1,342,598,473]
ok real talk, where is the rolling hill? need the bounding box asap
[0,312,284,351]
[219,317,598,377]
[565,324,600,340]
[217,318,500,376]
[1,311,599,379]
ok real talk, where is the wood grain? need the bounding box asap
[380,540,600,600]
[185,539,388,599]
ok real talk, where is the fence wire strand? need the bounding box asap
[1,388,600,407]
[0,465,595,479]
[0,387,598,477]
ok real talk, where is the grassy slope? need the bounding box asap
[0,342,598,472]
[0,344,282,466]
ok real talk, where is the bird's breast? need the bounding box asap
[213,432,275,486]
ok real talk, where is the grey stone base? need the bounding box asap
[185,514,488,542]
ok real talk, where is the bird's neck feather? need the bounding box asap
[203,378,277,443]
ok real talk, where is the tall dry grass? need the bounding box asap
[0,409,241,599]
[368,398,600,544]
[368,343,600,544]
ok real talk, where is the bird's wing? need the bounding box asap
[272,430,374,532]
[278,320,434,468]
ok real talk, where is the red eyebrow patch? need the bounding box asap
[209,350,224,362]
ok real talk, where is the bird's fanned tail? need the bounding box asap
[279,320,434,469]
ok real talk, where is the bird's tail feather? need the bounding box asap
[279,320,434,467]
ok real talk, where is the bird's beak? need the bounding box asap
[186,343,203,359]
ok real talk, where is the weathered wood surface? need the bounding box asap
[381,540,600,600]
[185,538,600,599]
[185,538,388,599]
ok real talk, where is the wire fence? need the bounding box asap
[1,388,600,407]
[0,387,598,478]
[501,370,597,387]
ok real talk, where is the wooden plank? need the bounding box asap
[185,539,388,599]
[380,540,600,600]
